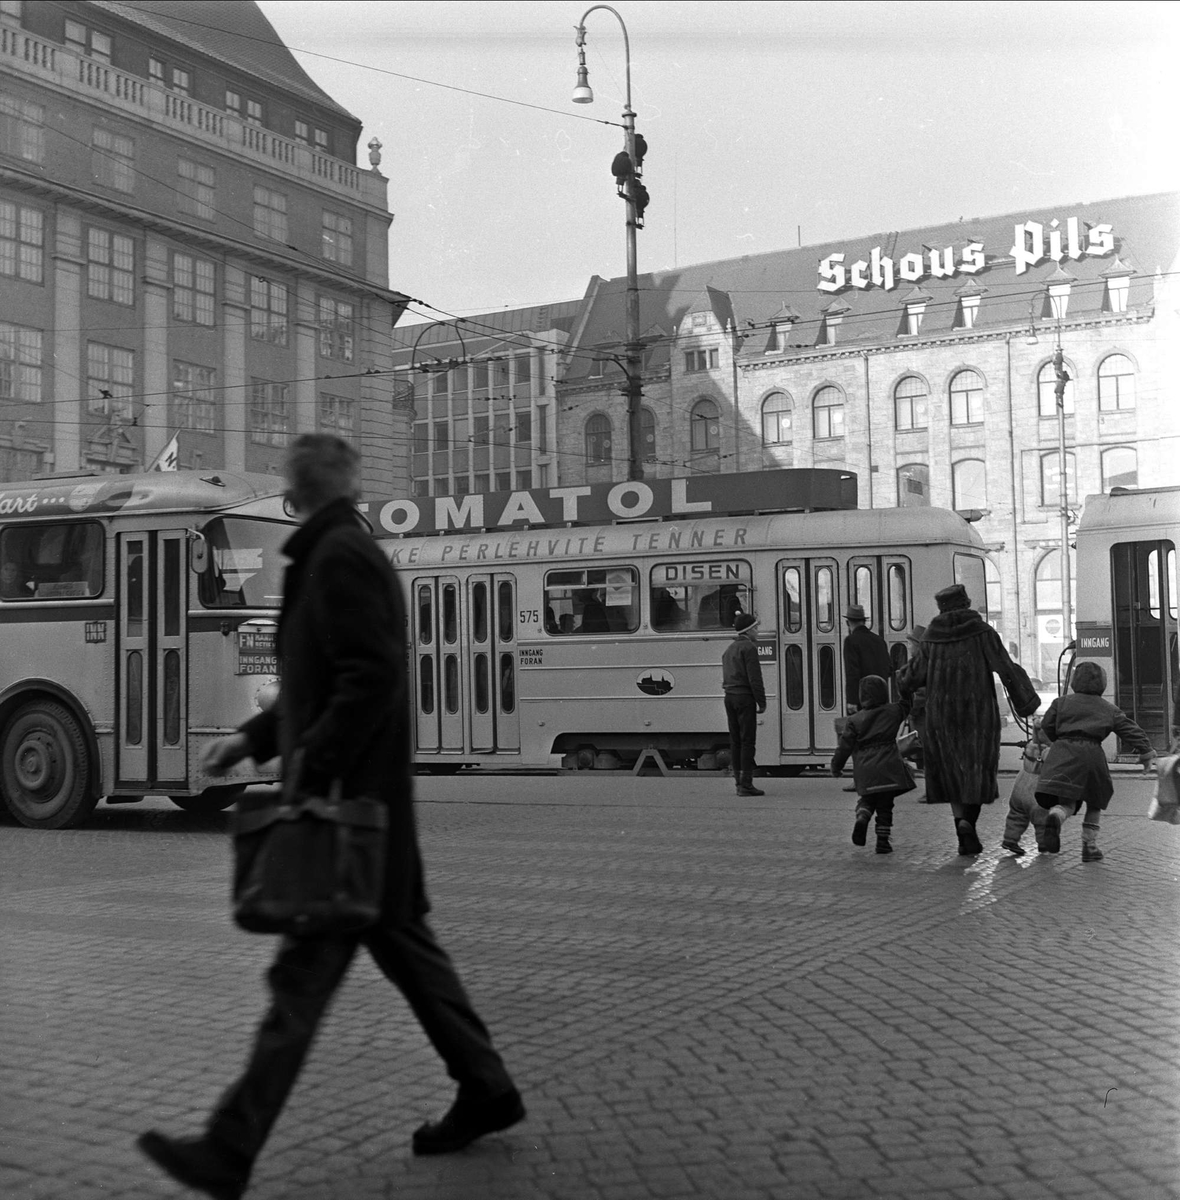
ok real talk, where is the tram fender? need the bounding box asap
[0,679,102,798]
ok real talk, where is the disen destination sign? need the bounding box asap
[371,468,856,538]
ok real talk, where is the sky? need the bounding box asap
[254,1,1180,325]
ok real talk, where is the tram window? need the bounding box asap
[888,563,908,631]
[163,649,181,745]
[417,587,433,645]
[784,644,804,709]
[818,643,836,709]
[444,654,459,713]
[953,554,987,620]
[419,656,434,713]
[891,642,908,675]
[472,582,488,643]
[544,566,638,635]
[815,567,834,632]
[783,567,802,633]
[853,565,874,626]
[126,650,143,743]
[498,580,514,641]
[474,653,489,713]
[649,562,751,631]
[127,541,145,637]
[0,521,104,600]
[442,584,458,644]
[500,652,516,712]
[198,518,286,608]
[164,539,181,637]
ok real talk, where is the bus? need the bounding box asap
[0,470,295,828]
[373,468,993,775]
[1072,485,1178,756]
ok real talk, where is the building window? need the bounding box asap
[319,394,355,441]
[0,200,42,283]
[471,362,488,391]
[588,358,606,379]
[314,128,329,151]
[685,348,718,373]
[86,229,134,305]
[249,277,288,345]
[252,186,287,242]
[952,458,987,511]
[1037,360,1075,417]
[514,411,532,444]
[954,294,982,330]
[897,463,929,507]
[431,369,450,397]
[246,99,263,126]
[250,380,289,445]
[294,120,309,143]
[317,296,354,361]
[812,385,845,439]
[172,254,215,326]
[690,398,720,453]
[1040,451,1077,507]
[321,211,353,266]
[893,376,928,431]
[1097,354,1135,412]
[92,128,135,192]
[0,94,45,163]
[225,89,241,116]
[177,158,215,220]
[64,19,86,53]
[1100,446,1137,492]
[173,361,216,432]
[639,406,656,462]
[0,2,23,25]
[86,342,134,419]
[1103,275,1130,314]
[67,20,110,60]
[585,413,611,465]
[0,320,41,402]
[761,392,793,445]
[170,67,191,95]
[514,353,532,388]
[149,57,164,85]
[949,369,984,425]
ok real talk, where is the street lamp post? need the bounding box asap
[573,5,644,482]
[1047,282,1074,649]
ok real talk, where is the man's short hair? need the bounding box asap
[285,433,361,513]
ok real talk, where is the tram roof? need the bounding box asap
[0,471,288,520]
[1076,486,1180,535]
[382,504,985,569]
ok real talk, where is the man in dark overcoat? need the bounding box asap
[899,583,1037,854]
[842,604,892,714]
[138,435,522,1200]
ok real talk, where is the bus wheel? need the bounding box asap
[1,701,98,829]
[170,786,244,814]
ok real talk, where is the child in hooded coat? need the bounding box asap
[830,675,915,854]
[1036,661,1156,860]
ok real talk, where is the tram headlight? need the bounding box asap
[253,678,280,712]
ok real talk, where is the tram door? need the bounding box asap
[412,575,465,754]
[1111,539,1178,752]
[467,574,520,753]
[116,530,188,787]
[777,557,842,753]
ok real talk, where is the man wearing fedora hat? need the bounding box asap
[722,610,766,797]
[843,604,892,716]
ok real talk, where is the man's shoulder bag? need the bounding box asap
[231,753,388,937]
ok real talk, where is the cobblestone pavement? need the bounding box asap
[1,769,1177,1200]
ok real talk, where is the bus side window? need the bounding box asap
[0,522,103,599]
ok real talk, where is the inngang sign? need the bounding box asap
[817,215,1115,293]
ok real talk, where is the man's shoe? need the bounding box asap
[1042,813,1061,854]
[137,1131,250,1200]
[1001,840,1026,857]
[412,1087,525,1155]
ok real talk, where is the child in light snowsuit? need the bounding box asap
[830,675,915,854]
[1036,662,1156,860]
[1001,726,1050,855]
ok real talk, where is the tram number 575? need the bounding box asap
[519,609,540,625]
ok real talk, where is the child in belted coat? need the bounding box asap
[1036,662,1156,860]
[830,675,915,854]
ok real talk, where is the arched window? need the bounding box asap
[585,413,612,466]
[1098,354,1135,411]
[949,369,984,425]
[690,398,720,453]
[1101,446,1137,491]
[985,558,1003,631]
[1037,360,1075,417]
[894,375,928,431]
[761,392,792,445]
[897,463,929,507]
[1040,451,1077,507]
[952,459,987,510]
[812,386,844,439]
[639,406,657,463]
[1034,549,1076,681]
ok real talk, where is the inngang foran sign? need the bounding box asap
[817,215,1115,293]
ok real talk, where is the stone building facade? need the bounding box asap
[0,0,408,498]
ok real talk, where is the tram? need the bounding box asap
[373,469,992,775]
[0,471,294,828]
[1072,485,1178,755]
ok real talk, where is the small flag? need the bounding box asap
[149,434,179,472]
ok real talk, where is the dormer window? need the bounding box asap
[899,287,931,337]
[953,282,986,330]
[1043,266,1076,320]
[1101,258,1134,314]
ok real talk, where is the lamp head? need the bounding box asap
[572,61,593,103]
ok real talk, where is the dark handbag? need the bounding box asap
[231,758,388,937]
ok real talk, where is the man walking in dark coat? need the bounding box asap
[842,604,893,715]
[138,435,522,1200]
[722,611,766,796]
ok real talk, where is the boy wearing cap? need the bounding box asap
[722,611,766,797]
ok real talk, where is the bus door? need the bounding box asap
[1112,539,1178,751]
[777,557,841,753]
[117,530,188,788]
[466,574,520,753]
[411,576,464,754]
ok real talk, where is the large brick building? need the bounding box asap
[0,0,409,497]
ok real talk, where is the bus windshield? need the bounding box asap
[198,517,289,609]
